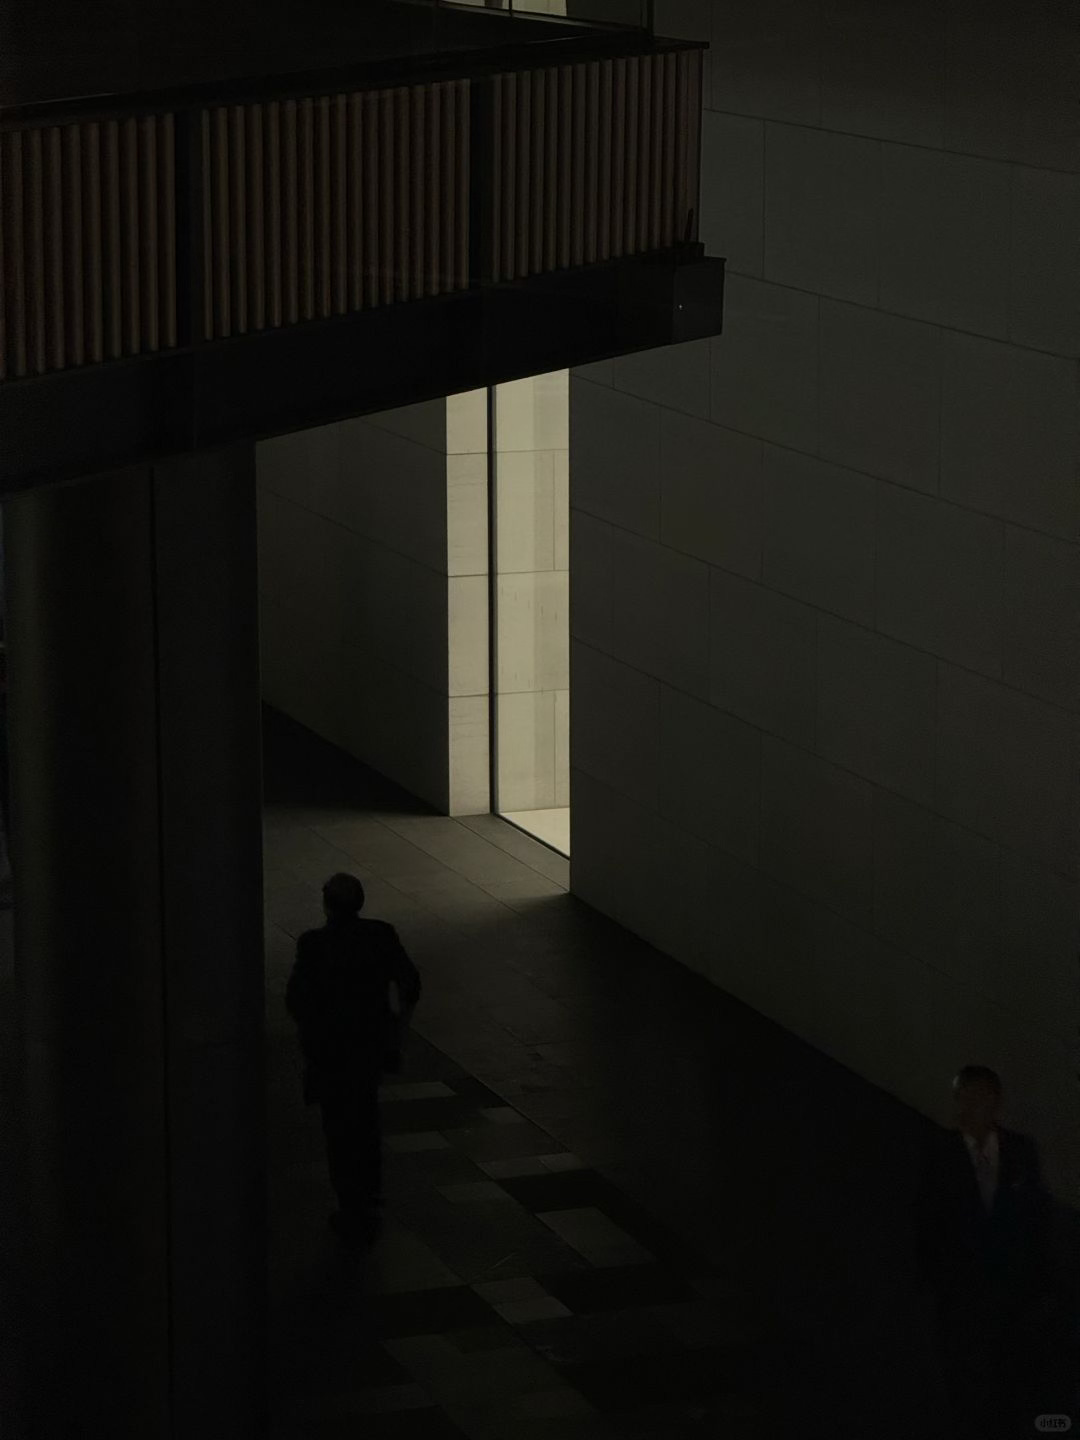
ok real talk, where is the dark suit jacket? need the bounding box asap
[285,915,421,1102]
[916,1126,1049,1307]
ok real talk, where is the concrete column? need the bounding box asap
[5,446,266,1439]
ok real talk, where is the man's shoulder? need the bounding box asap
[1000,1128,1039,1165]
[295,927,328,956]
[358,917,400,941]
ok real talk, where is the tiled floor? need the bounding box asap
[262,706,967,1440]
[501,809,570,858]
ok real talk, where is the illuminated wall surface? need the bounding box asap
[256,0,1077,1195]
[492,372,570,846]
[256,391,491,816]
[570,0,1079,1196]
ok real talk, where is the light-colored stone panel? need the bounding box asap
[659,412,764,580]
[709,275,819,453]
[699,112,764,277]
[450,695,491,817]
[610,530,710,697]
[659,685,761,864]
[611,340,711,420]
[653,0,711,40]
[998,853,1080,1039]
[447,452,488,579]
[569,510,613,652]
[571,378,661,540]
[818,301,942,495]
[875,484,1004,678]
[763,124,880,306]
[760,735,874,925]
[496,572,569,694]
[496,450,556,574]
[367,396,447,454]
[495,371,569,453]
[337,418,449,571]
[762,446,876,625]
[817,615,936,806]
[256,425,339,511]
[495,691,557,813]
[571,358,614,387]
[943,6,1079,172]
[553,452,569,571]
[936,662,1080,875]
[336,651,450,813]
[1009,167,1080,356]
[879,145,1011,337]
[449,575,489,699]
[941,332,1079,541]
[709,568,817,747]
[872,788,1002,983]
[554,689,570,809]
[341,539,449,693]
[819,0,945,146]
[571,643,660,812]
[707,0,820,126]
[1003,525,1080,712]
[446,389,488,456]
[569,769,650,941]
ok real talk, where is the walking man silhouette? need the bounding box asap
[286,872,421,1247]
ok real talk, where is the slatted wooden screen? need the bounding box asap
[487,48,701,283]
[0,115,176,380]
[0,44,704,379]
[200,79,470,342]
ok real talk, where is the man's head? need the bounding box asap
[322,872,365,919]
[952,1065,1003,1141]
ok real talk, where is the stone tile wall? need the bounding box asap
[570,0,1080,1195]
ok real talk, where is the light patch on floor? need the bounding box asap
[501,807,570,856]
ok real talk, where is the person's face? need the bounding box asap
[952,1080,1001,1139]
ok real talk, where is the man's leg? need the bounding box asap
[319,1095,358,1217]
[320,1076,382,1239]
[356,1079,382,1214]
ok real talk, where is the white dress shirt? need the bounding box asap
[963,1128,999,1212]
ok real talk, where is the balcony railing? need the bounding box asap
[0,31,702,382]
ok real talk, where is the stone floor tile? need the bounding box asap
[478,1106,525,1125]
[443,1323,517,1354]
[477,1157,551,1179]
[381,1098,478,1134]
[256,709,973,1440]
[441,1121,562,1163]
[365,1224,465,1295]
[436,1181,515,1205]
[536,1209,656,1267]
[472,1276,549,1304]
[386,1132,453,1153]
[348,1382,438,1413]
[539,1152,587,1172]
[374,1287,497,1340]
[381,1082,458,1102]
[493,1295,573,1325]
[540,1265,699,1315]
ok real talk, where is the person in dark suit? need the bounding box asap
[916,1066,1052,1439]
[286,872,421,1247]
